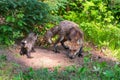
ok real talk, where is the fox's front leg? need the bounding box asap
[53,36,64,53]
[26,49,33,58]
[31,47,36,52]
[78,46,83,57]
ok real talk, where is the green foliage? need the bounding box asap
[0,54,7,68]
[0,0,50,45]
[0,0,50,25]
[0,54,7,61]
[0,54,20,80]
[106,0,120,21]
[63,0,120,50]
[0,25,22,45]
[42,0,67,23]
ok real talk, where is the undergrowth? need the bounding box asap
[0,54,120,80]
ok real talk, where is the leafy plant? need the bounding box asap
[0,54,7,61]
[0,0,50,45]
[0,53,118,80]
[63,0,120,51]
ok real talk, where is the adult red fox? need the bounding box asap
[44,20,84,59]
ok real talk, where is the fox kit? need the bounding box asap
[44,20,84,59]
[20,32,38,58]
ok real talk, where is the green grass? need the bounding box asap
[0,54,21,80]
[0,54,120,80]
[13,63,120,80]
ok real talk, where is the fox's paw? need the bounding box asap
[26,55,33,58]
[31,50,36,53]
[78,53,83,57]
[55,51,60,53]
[53,50,60,53]
[27,56,33,58]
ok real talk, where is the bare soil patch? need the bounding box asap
[0,44,116,70]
